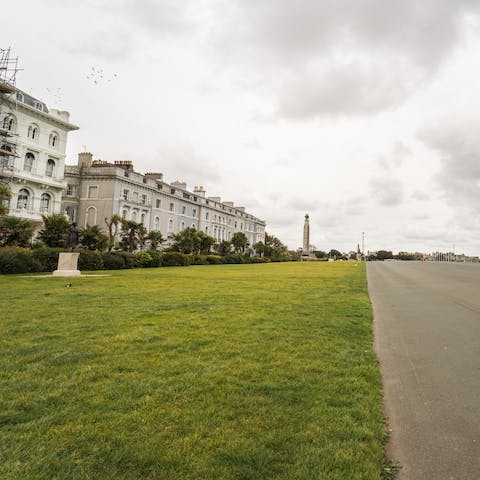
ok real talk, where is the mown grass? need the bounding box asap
[0,262,388,479]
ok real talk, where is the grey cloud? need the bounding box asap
[369,177,404,206]
[419,118,480,210]
[378,141,411,170]
[411,190,431,201]
[123,0,197,35]
[152,146,221,186]
[213,0,479,117]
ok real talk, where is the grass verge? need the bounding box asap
[0,262,391,479]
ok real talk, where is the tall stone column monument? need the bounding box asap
[302,214,310,257]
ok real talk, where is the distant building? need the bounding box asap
[62,152,266,246]
[0,86,78,226]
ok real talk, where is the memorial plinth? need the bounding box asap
[52,252,81,277]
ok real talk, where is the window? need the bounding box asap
[122,209,128,219]
[205,226,208,233]
[180,221,185,230]
[66,184,76,196]
[2,116,15,131]
[168,219,173,232]
[88,186,98,198]
[49,132,58,148]
[156,199,161,208]
[65,206,75,221]
[45,159,55,177]
[141,194,147,205]
[154,217,160,230]
[234,221,237,228]
[0,145,12,167]
[206,212,209,220]
[170,188,175,194]
[28,124,39,140]
[123,189,129,200]
[181,205,186,215]
[191,223,196,229]
[40,193,51,213]
[169,203,174,212]
[132,210,137,221]
[17,189,29,209]
[193,208,196,217]
[133,192,138,203]
[23,152,35,172]
[86,206,96,226]
[141,213,146,225]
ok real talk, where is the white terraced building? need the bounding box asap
[0,86,78,226]
[62,152,266,247]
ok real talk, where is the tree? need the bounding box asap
[0,183,11,217]
[171,227,200,254]
[265,232,287,250]
[80,225,108,251]
[38,214,71,248]
[0,216,35,247]
[216,240,232,256]
[328,249,343,259]
[119,220,147,252]
[197,230,215,255]
[147,230,165,251]
[231,231,248,253]
[104,214,122,252]
[254,241,266,257]
[377,250,394,260]
[314,250,327,259]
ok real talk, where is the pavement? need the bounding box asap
[367,261,480,480]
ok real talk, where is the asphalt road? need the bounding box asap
[367,261,480,480]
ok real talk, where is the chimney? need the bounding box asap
[194,185,206,197]
[114,160,134,171]
[78,152,93,168]
[145,172,163,181]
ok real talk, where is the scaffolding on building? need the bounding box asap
[0,47,20,198]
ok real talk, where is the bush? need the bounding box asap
[193,255,209,265]
[136,251,153,267]
[147,251,163,268]
[101,253,127,270]
[0,247,44,274]
[31,247,64,272]
[162,252,193,267]
[113,251,140,269]
[206,255,223,265]
[222,253,245,264]
[249,257,270,263]
[78,250,103,271]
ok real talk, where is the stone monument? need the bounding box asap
[301,214,315,260]
[52,223,81,276]
[52,252,81,277]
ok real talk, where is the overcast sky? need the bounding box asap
[5,0,480,254]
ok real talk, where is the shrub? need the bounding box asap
[162,252,193,267]
[222,253,245,264]
[136,251,153,267]
[113,251,140,269]
[0,247,44,274]
[147,251,163,268]
[101,253,127,270]
[249,257,270,263]
[31,247,64,272]
[78,250,103,271]
[193,255,209,265]
[206,255,222,265]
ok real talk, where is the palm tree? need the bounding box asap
[105,214,122,252]
[231,232,248,253]
[0,183,11,217]
[80,225,108,251]
[147,230,165,251]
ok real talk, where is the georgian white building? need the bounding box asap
[0,87,78,226]
[62,152,266,247]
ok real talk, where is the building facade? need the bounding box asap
[0,87,78,226]
[62,152,266,247]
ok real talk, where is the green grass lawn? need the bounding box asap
[0,262,389,480]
